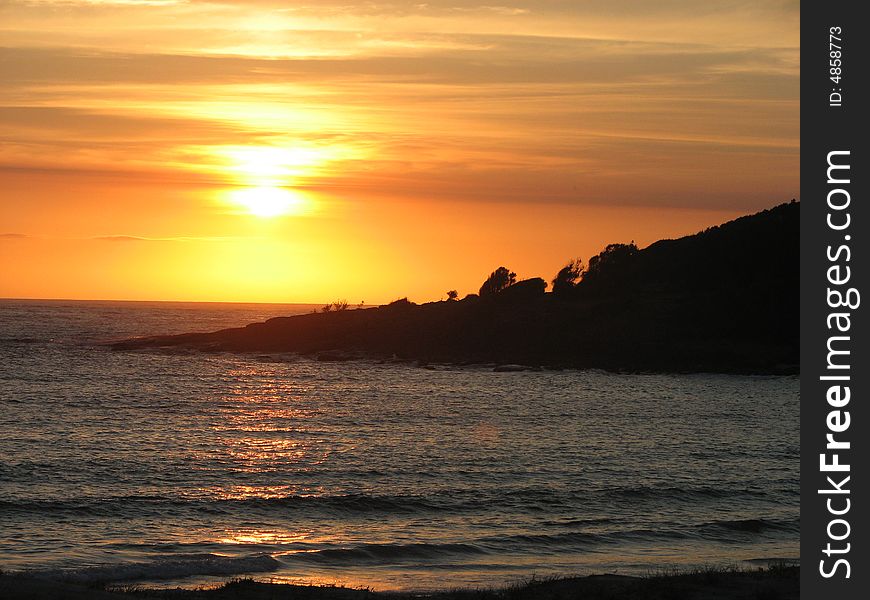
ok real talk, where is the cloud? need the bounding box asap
[0,232,29,238]
[93,235,160,242]
[0,42,797,87]
[0,106,251,140]
[91,235,241,242]
[0,0,798,212]
[136,0,801,18]
[0,0,799,55]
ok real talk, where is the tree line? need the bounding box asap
[472,242,639,299]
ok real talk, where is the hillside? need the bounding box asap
[112,201,799,373]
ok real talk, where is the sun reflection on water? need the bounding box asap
[218,528,316,546]
[223,439,310,467]
[203,369,338,479]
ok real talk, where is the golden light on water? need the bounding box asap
[218,530,313,546]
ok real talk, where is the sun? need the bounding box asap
[209,145,330,217]
[227,186,309,217]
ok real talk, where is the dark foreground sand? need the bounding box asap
[0,567,798,600]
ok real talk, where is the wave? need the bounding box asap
[8,517,800,579]
[540,516,619,528]
[279,530,679,567]
[0,492,455,517]
[700,518,799,534]
[255,492,449,513]
[610,484,769,500]
[284,542,489,565]
[475,527,697,552]
[24,553,280,584]
[0,481,789,521]
[279,519,801,567]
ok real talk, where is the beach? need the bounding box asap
[0,566,800,600]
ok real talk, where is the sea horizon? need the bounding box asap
[0,297,328,308]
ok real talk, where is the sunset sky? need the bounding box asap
[0,1,799,303]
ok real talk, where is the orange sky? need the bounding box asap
[0,1,799,304]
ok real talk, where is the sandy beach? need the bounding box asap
[0,566,799,600]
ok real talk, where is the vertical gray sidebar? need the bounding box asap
[801,1,867,597]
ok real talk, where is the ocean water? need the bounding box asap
[0,299,799,591]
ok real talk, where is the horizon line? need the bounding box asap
[0,296,330,307]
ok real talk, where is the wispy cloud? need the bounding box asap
[0,0,798,212]
[93,235,161,242]
[92,235,245,242]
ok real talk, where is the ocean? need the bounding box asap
[0,299,799,591]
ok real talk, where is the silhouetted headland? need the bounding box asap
[112,201,799,374]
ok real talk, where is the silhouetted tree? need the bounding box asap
[499,277,547,302]
[479,266,517,296]
[446,290,459,301]
[552,258,584,295]
[323,299,349,312]
[582,243,638,288]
